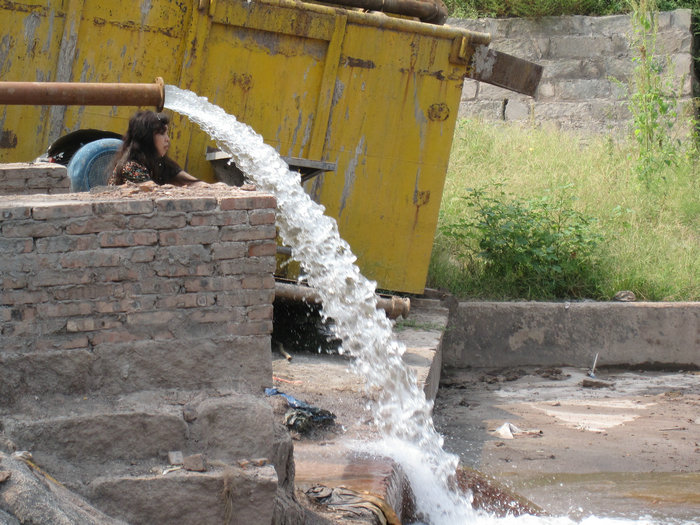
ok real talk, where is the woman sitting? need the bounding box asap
[109,110,203,186]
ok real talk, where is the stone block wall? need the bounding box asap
[0,162,70,194]
[0,187,277,403]
[450,9,697,132]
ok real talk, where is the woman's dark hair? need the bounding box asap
[113,110,170,183]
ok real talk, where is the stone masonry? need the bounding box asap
[0,162,70,195]
[0,188,276,401]
[0,182,310,524]
[450,9,697,132]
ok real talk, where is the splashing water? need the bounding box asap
[164,86,696,525]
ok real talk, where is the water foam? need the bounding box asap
[164,86,696,525]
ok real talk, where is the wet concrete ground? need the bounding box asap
[434,367,700,522]
[270,298,699,523]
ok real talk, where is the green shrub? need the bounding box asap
[443,0,698,18]
[439,184,605,299]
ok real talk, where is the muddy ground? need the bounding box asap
[433,367,700,522]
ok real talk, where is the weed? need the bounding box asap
[439,184,604,299]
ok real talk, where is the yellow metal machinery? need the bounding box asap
[0,0,540,293]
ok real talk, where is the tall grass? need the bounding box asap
[428,119,699,300]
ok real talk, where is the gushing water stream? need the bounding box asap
[164,86,694,525]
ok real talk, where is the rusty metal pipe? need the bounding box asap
[0,78,165,111]
[275,281,410,319]
[320,0,448,25]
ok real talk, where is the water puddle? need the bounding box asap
[164,86,698,525]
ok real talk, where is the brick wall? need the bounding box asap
[450,9,696,132]
[0,163,70,195]
[0,186,277,403]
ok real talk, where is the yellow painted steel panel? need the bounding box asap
[0,0,485,293]
[0,1,68,158]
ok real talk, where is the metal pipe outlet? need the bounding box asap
[0,77,165,111]
[275,281,410,319]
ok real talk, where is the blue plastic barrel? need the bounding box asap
[67,138,123,192]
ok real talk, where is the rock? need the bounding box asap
[168,451,184,466]
[581,378,614,389]
[613,290,636,302]
[183,454,206,472]
[0,453,126,524]
[182,405,198,423]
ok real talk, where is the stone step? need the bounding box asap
[3,390,275,468]
[1,336,271,405]
[86,464,278,525]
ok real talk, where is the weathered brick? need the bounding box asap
[249,209,276,225]
[219,195,276,210]
[189,210,247,226]
[34,335,89,350]
[155,197,217,212]
[1,273,29,289]
[153,262,216,278]
[99,230,158,247]
[89,330,140,345]
[131,246,157,263]
[93,296,157,313]
[51,283,125,301]
[127,213,187,230]
[220,224,276,242]
[2,221,61,238]
[123,278,181,295]
[158,227,219,246]
[219,258,276,275]
[216,290,274,306]
[93,199,154,215]
[66,317,122,332]
[248,241,277,257]
[1,289,50,305]
[0,253,38,273]
[36,235,98,253]
[101,266,151,282]
[190,309,236,323]
[126,311,177,325]
[32,269,94,287]
[183,276,242,292]
[36,302,94,318]
[6,305,36,322]
[157,244,212,264]
[60,250,124,268]
[247,304,273,321]
[211,242,246,260]
[155,293,216,309]
[0,238,34,254]
[0,206,32,220]
[225,320,273,336]
[65,215,127,235]
[32,202,93,220]
[0,306,11,322]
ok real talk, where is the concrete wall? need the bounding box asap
[0,187,277,401]
[0,162,70,194]
[443,301,700,368]
[450,9,697,132]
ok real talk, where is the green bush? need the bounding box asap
[439,184,605,299]
[444,0,698,18]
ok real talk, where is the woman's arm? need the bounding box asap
[172,170,207,187]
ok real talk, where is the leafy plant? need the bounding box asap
[626,0,685,186]
[439,184,604,299]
